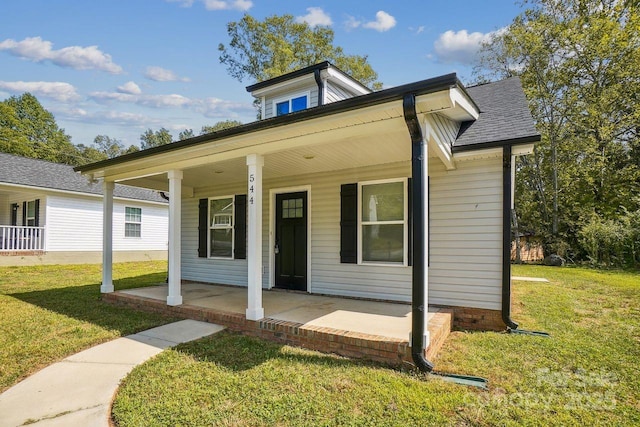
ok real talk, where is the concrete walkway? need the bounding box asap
[0,320,224,427]
[512,276,549,282]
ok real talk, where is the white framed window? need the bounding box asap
[125,207,142,238]
[273,91,309,116]
[358,179,407,265]
[209,196,234,258]
[26,200,37,226]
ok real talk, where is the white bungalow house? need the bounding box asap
[75,62,540,364]
[0,153,168,266]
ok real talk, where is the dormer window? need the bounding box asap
[274,92,309,116]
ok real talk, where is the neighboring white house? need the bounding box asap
[0,153,168,266]
[76,62,540,349]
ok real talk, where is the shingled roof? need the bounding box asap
[454,77,540,151]
[0,152,166,203]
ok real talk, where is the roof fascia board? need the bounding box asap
[450,87,479,120]
[452,135,541,153]
[249,73,316,97]
[453,147,503,161]
[0,182,168,205]
[511,143,535,156]
[245,61,330,92]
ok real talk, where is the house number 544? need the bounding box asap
[249,174,255,204]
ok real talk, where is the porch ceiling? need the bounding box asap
[119,109,422,191]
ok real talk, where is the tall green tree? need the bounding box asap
[178,129,195,141]
[475,0,640,264]
[200,120,242,134]
[219,14,381,89]
[93,135,124,159]
[178,120,243,140]
[0,93,80,165]
[140,128,173,149]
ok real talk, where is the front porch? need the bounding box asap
[103,282,453,366]
[0,225,45,255]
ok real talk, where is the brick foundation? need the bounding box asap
[442,306,506,331]
[103,292,453,367]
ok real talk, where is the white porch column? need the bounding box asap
[167,170,183,306]
[101,181,114,293]
[246,154,264,320]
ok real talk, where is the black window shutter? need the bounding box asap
[340,183,358,263]
[22,202,26,226]
[10,203,18,226]
[198,198,208,258]
[234,194,247,259]
[407,178,412,266]
[34,199,40,227]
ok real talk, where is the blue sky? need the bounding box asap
[0,0,524,148]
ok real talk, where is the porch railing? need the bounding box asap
[0,225,46,252]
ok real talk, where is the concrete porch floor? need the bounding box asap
[106,283,453,366]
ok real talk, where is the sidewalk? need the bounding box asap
[0,320,224,427]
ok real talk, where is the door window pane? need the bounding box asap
[282,198,303,219]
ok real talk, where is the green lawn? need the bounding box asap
[1,263,638,425]
[0,261,178,392]
[112,265,640,426]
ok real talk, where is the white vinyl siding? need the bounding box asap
[182,162,413,301]
[0,194,8,224]
[45,194,167,252]
[181,156,504,309]
[325,81,360,103]
[428,155,503,310]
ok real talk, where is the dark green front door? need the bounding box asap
[275,191,307,291]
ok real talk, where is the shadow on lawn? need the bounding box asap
[174,330,391,373]
[8,272,174,334]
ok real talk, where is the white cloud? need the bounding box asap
[144,66,190,82]
[117,81,142,95]
[296,7,332,27]
[344,11,396,32]
[410,25,425,35]
[203,0,252,11]
[166,0,251,10]
[90,91,192,108]
[362,11,396,32]
[344,16,361,31]
[0,81,79,102]
[166,0,195,6]
[0,37,123,74]
[433,28,504,64]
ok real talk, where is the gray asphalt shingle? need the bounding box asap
[0,153,166,203]
[456,77,540,149]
